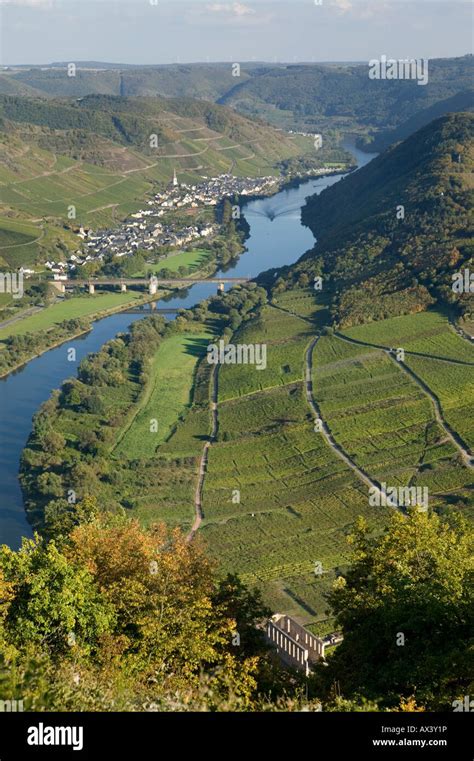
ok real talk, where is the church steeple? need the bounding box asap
[172,168,178,187]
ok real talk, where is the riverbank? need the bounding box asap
[237,165,353,209]
[0,292,160,380]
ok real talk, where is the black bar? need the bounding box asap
[0,711,472,759]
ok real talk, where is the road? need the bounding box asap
[0,305,44,331]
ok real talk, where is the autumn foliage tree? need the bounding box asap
[321,510,474,710]
[0,516,282,710]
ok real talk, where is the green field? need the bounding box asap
[0,216,41,248]
[0,292,143,342]
[114,329,213,458]
[218,304,313,400]
[404,355,474,452]
[136,248,211,276]
[312,333,472,498]
[343,310,474,363]
[19,285,474,630]
[340,310,474,456]
[165,295,473,626]
[0,217,43,267]
[197,297,391,629]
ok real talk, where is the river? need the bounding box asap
[0,141,376,549]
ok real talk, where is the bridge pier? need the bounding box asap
[218,282,225,293]
[88,283,95,295]
[51,281,66,294]
[120,282,127,292]
[149,276,158,295]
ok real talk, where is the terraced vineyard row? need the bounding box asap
[312,333,472,502]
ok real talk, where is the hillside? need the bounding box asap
[274,114,474,327]
[1,57,472,147]
[368,90,474,152]
[0,93,318,265]
[0,93,308,161]
[0,63,253,101]
[220,57,474,139]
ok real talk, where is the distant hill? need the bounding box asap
[269,114,474,327]
[366,91,474,152]
[0,64,251,102]
[220,57,474,136]
[1,57,472,148]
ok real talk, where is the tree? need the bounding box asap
[44,496,99,540]
[37,472,63,499]
[77,429,99,454]
[212,574,270,658]
[323,511,474,709]
[61,380,83,408]
[41,430,66,456]
[84,392,104,415]
[0,536,114,657]
[66,518,262,702]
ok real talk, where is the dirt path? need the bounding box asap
[304,336,400,508]
[187,362,219,541]
[271,303,395,500]
[335,332,473,469]
[86,203,119,216]
[0,305,44,331]
[0,228,45,250]
[333,331,474,368]
[449,317,474,345]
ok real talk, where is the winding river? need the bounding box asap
[0,142,376,549]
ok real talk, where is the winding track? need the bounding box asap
[187,362,219,541]
[334,332,474,469]
[304,336,400,508]
[270,302,400,506]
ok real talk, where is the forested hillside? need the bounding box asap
[275,114,474,327]
[220,57,474,133]
[0,93,306,161]
[1,57,472,146]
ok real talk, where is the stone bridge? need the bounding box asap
[50,276,250,296]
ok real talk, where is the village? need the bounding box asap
[43,171,280,281]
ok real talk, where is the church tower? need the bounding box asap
[172,168,178,187]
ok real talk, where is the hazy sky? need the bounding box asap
[0,0,472,66]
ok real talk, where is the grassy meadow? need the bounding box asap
[0,292,144,342]
[114,329,214,457]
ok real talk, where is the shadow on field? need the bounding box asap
[183,336,211,357]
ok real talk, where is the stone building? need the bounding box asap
[265,613,341,676]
